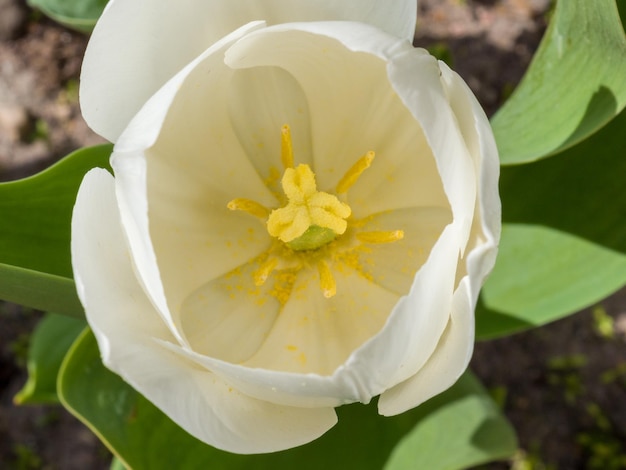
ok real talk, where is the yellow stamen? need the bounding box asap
[317,260,337,298]
[336,151,375,194]
[357,230,405,244]
[225,125,403,303]
[227,198,270,219]
[281,124,294,169]
[254,257,278,286]
[267,164,351,246]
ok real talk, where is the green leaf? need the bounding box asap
[384,374,517,470]
[475,297,534,342]
[478,106,626,339]
[59,329,516,470]
[0,144,112,317]
[110,456,127,470]
[491,0,626,164]
[0,144,112,277]
[619,0,626,23]
[27,0,109,33]
[0,264,84,318]
[14,313,85,405]
[480,225,626,339]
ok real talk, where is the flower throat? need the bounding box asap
[227,125,403,298]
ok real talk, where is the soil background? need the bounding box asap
[1,0,626,469]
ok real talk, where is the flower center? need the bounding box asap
[267,163,350,250]
[227,124,403,299]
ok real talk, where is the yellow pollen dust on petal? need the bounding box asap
[317,260,337,298]
[357,230,405,244]
[336,151,375,194]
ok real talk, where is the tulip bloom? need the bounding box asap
[72,0,500,454]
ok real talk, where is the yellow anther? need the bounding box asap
[254,257,278,286]
[317,260,337,298]
[336,151,375,194]
[227,198,270,219]
[267,164,351,246]
[281,124,294,170]
[357,230,405,244]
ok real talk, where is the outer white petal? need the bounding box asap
[377,61,501,415]
[377,278,474,415]
[111,22,274,346]
[339,224,465,397]
[438,61,501,279]
[71,169,337,453]
[81,0,417,141]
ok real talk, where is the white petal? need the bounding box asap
[341,223,464,395]
[386,45,477,258]
[224,22,449,218]
[227,65,313,184]
[71,168,337,453]
[243,266,400,375]
[165,267,399,409]
[71,169,176,352]
[376,63,501,416]
[178,259,284,364]
[162,335,355,408]
[111,23,274,345]
[354,206,452,295]
[377,277,474,415]
[168,224,463,410]
[81,0,416,141]
[439,61,501,280]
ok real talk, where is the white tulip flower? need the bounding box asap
[72,0,500,454]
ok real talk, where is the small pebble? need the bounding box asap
[0,104,30,142]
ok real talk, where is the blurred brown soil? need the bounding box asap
[1,0,626,469]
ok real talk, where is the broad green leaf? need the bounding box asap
[0,144,112,277]
[384,374,517,470]
[27,0,109,33]
[59,329,516,470]
[491,0,626,164]
[499,109,626,255]
[481,225,626,338]
[478,106,626,339]
[0,144,112,317]
[14,313,85,405]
